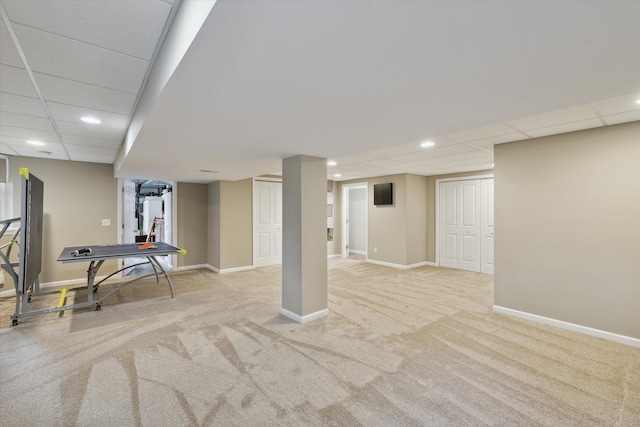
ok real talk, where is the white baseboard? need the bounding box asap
[493,305,640,348]
[327,254,342,259]
[367,259,437,270]
[0,276,109,298]
[175,264,211,272]
[205,264,255,274]
[348,249,366,255]
[280,307,329,324]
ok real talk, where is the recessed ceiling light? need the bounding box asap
[81,116,101,124]
[636,99,640,105]
[327,161,337,166]
[27,140,44,146]
[334,173,342,178]
[420,141,435,148]
[491,163,495,168]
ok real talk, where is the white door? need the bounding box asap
[440,180,481,272]
[254,180,283,267]
[480,179,494,274]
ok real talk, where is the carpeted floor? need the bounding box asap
[0,258,638,426]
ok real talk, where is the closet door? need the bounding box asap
[439,180,481,272]
[480,179,495,274]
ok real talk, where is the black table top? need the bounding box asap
[57,242,183,263]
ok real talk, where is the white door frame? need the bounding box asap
[117,179,177,274]
[252,177,283,267]
[435,174,493,268]
[341,182,368,259]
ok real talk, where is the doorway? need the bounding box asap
[253,179,283,267]
[437,177,494,274]
[120,179,174,275]
[342,183,368,260]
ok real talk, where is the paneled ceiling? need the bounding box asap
[1,1,639,183]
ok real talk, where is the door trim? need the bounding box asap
[435,174,493,268]
[341,182,368,259]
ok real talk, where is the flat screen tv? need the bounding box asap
[374,183,393,206]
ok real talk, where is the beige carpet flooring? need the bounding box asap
[0,258,638,426]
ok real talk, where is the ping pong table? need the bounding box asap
[10,242,184,325]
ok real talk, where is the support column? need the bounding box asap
[281,155,328,323]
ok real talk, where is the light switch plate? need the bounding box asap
[102,219,111,226]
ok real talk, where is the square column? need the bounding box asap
[281,155,328,323]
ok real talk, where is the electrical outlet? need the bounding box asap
[102,219,111,226]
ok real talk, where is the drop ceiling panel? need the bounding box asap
[0,111,55,132]
[46,102,129,130]
[2,0,173,61]
[334,153,379,165]
[397,136,459,150]
[0,92,47,117]
[56,120,125,140]
[68,152,116,164]
[361,158,403,168]
[0,125,59,143]
[602,110,640,126]
[507,104,598,131]
[0,64,38,98]
[60,134,122,150]
[524,118,603,138]
[592,93,640,115]
[35,73,136,115]
[13,24,149,93]
[465,133,530,151]
[444,123,516,143]
[0,18,23,67]
[365,146,415,158]
[10,144,68,160]
[65,144,117,156]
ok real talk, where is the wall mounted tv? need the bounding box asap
[374,183,393,206]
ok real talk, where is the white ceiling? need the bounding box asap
[1,1,639,183]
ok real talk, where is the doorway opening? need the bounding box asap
[120,179,174,276]
[341,183,368,260]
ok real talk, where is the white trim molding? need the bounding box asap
[280,307,329,324]
[204,264,255,274]
[327,254,342,259]
[175,264,212,272]
[0,276,109,298]
[493,305,640,348]
[367,259,437,270]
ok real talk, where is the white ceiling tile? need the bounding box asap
[465,132,530,151]
[387,151,431,163]
[61,134,121,149]
[14,24,149,93]
[593,93,640,116]
[334,153,379,165]
[35,73,136,115]
[0,64,38,98]
[602,110,640,126]
[56,120,125,140]
[396,135,459,150]
[0,18,23,68]
[0,125,60,143]
[0,92,47,117]
[0,111,54,132]
[65,144,117,156]
[1,138,66,156]
[68,152,115,164]
[524,118,603,138]
[444,123,515,143]
[365,146,415,158]
[0,142,20,155]
[46,102,129,130]
[3,0,172,61]
[361,158,403,168]
[507,104,597,131]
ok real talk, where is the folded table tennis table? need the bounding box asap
[10,242,184,325]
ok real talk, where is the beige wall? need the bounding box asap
[176,182,208,267]
[208,181,221,268]
[494,122,640,339]
[336,173,428,266]
[425,169,493,262]
[5,156,118,283]
[220,179,253,269]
